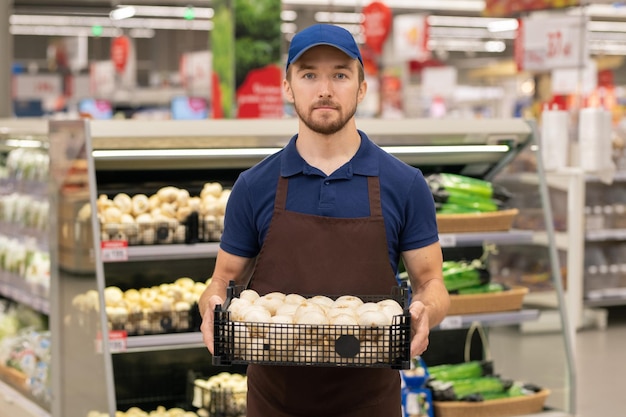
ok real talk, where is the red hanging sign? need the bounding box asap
[110,36,130,74]
[236,64,283,119]
[362,1,392,55]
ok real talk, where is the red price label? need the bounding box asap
[546,30,572,59]
[101,240,128,262]
[96,330,128,353]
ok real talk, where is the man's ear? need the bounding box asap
[357,79,368,104]
[283,79,295,103]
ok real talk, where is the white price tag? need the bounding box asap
[101,240,129,262]
[108,330,128,353]
[439,315,463,329]
[95,330,128,354]
[438,234,457,248]
[520,15,588,71]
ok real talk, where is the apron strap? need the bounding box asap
[275,176,289,211]
[367,176,383,217]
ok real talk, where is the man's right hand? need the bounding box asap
[200,294,225,354]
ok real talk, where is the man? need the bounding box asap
[199,23,449,417]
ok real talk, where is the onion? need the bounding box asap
[356,302,381,316]
[378,299,404,322]
[327,306,358,320]
[242,306,272,338]
[332,295,363,310]
[275,303,299,318]
[308,295,334,309]
[253,296,283,315]
[244,337,270,361]
[239,289,260,303]
[284,293,306,305]
[329,313,359,337]
[358,310,390,342]
[356,340,380,365]
[264,291,286,301]
[267,317,296,361]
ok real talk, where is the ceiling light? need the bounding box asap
[118,5,213,19]
[588,20,626,32]
[282,0,485,12]
[314,12,364,24]
[488,19,518,33]
[110,6,136,21]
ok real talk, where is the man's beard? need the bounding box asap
[294,98,357,136]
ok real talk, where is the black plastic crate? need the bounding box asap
[213,283,411,369]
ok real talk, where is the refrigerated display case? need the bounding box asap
[44,118,575,417]
[0,119,51,417]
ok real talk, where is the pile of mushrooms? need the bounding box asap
[224,289,405,365]
[79,182,230,244]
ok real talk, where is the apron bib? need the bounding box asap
[245,176,402,417]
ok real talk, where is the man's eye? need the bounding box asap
[336,73,348,79]
[303,73,315,79]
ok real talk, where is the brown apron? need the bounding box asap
[246,175,402,417]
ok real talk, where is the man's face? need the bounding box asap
[284,45,366,135]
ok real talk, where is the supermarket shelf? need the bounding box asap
[105,242,221,262]
[437,309,540,330]
[121,332,205,353]
[439,230,534,248]
[586,228,626,241]
[0,281,49,315]
[105,231,537,262]
[0,378,50,417]
[585,295,626,308]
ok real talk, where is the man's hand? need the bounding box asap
[408,299,430,357]
[200,294,225,354]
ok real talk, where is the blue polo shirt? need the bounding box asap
[220,130,439,274]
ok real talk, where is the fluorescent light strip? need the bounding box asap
[93,145,510,159]
[119,5,214,19]
[315,11,364,24]
[4,139,46,148]
[283,0,485,11]
[110,6,136,21]
[588,20,626,32]
[428,39,506,53]
[10,14,212,31]
[427,15,508,28]
[10,25,154,38]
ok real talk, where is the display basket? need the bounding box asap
[98,210,225,246]
[193,383,246,417]
[107,303,200,336]
[436,209,519,234]
[213,283,412,369]
[447,286,528,316]
[433,389,550,417]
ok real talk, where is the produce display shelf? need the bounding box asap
[438,309,541,330]
[585,228,626,242]
[584,296,626,308]
[104,242,221,262]
[103,231,536,263]
[121,332,205,353]
[439,230,534,248]
[0,281,49,315]
[0,378,50,417]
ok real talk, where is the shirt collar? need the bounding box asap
[280,130,380,177]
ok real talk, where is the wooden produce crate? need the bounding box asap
[433,389,550,417]
[437,209,519,234]
[447,286,528,316]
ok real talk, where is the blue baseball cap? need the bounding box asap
[286,24,363,70]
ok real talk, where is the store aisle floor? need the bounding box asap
[1,308,625,417]
[572,307,626,417]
